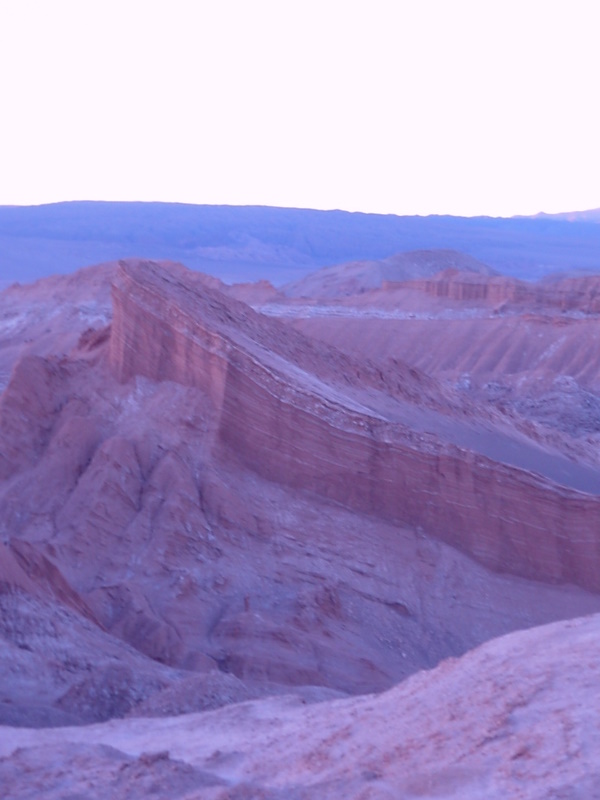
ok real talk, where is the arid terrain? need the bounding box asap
[1,211,600,797]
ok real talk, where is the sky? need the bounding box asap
[1,0,599,217]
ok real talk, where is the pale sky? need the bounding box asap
[1,0,599,217]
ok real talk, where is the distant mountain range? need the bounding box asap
[1,201,600,287]
[530,208,600,223]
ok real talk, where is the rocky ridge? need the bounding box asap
[2,611,600,799]
[265,262,600,461]
[1,258,600,731]
[111,260,600,590]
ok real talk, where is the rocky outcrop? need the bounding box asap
[384,268,600,312]
[387,268,530,305]
[283,249,497,299]
[109,260,600,591]
[4,258,600,727]
[541,274,600,313]
[0,356,66,480]
[3,611,600,799]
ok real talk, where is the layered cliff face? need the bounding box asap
[3,257,600,729]
[390,268,600,312]
[284,251,600,312]
[282,249,497,299]
[109,260,600,591]
[269,263,600,468]
[384,269,528,305]
[3,235,600,794]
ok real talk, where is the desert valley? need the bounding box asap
[1,203,600,798]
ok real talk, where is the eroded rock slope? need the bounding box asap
[2,612,600,799]
[1,258,599,727]
[111,260,600,590]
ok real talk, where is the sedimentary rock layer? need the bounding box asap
[109,260,600,590]
[390,269,600,311]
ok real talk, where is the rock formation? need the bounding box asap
[268,261,600,461]
[110,260,600,591]
[2,612,600,798]
[282,248,497,299]
[1,256,600,736]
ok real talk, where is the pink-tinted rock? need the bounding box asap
[2,257,600,729]
[2,612,600,798]
[108,260,600,590]
[282,249,497,298]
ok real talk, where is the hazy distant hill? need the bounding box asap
[2,201,600,286]
[283,249,497,299]
[531,209,600,223]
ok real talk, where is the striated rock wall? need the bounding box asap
[109,261,600,591]
[384,270,529,305]
[543,275,600,313]
[220,364,600,589]
[110,265,230,413]
[384,269,600,312]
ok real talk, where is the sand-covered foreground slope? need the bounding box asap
[1,611,599,799]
